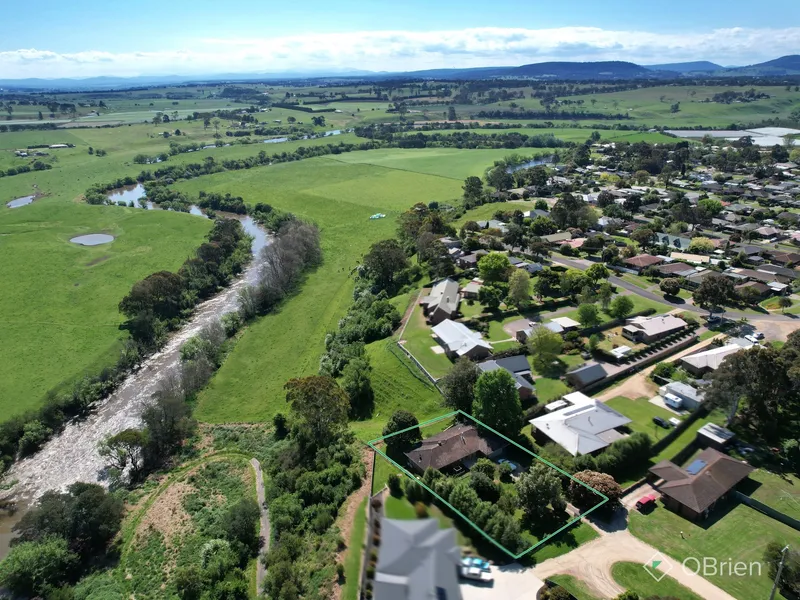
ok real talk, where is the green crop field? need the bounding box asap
[0,201,211,416]
[174,151,494,424]
[477,84,800,127]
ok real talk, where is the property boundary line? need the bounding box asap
[367,410,609,559]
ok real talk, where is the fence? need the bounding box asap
[734,491,800,532]
[651,405,709,455]
[393,341,442,390]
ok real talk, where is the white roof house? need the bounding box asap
[530,392,632,456]
[550,316,581,330]
[431,320,492,357]
[680,344,743,373]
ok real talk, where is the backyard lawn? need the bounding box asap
[611,562,704,600]
[629,501,796,600]
[398,301,455,379]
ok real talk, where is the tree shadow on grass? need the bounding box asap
[534,358,570,379]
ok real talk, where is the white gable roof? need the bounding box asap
[681,344,743,371]
[531,393,631,456]
[431,319,492,356]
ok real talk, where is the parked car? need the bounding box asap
[754,332,765,340]
[461,557,490,571]
[636,494,658,510]
[460,566,494,582]
[497,459,519,472]
[744,334,761,344]
[653,416,671,429]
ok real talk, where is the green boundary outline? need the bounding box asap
[367,409,609,559]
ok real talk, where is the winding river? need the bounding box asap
[0,206,268,557]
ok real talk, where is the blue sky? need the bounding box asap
[2,0,799,78]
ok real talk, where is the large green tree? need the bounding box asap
[285,376,349,448]
[508,269,531,307]
[383,410,421,453]
[439,357,480,413]
[609,295,634,319]
[516,464,565,521]
[478,252,512,283]
[472,370,523,437]
[527,326,564,371]
[363,239,409,292]
[692,273,734,316]
[0,537,77,597]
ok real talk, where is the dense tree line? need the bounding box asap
[263,376,363,599]
[0,484,123,597]
[119,218,251,346]
[475,109,631,120]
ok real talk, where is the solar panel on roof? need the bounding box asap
[686,459,707,475]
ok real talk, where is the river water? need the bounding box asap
[507,156,554,174]
[0,206,268,556]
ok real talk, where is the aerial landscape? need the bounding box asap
[1,1,800,599]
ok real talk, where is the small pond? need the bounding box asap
[107,184,150,208]
[6,195,35,208]
[70,234,115,246]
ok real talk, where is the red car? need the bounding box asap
[635,494,657,510]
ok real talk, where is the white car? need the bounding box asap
[744,334,761,344]
[460,566,494,582]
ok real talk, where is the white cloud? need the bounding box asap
[1,26,799,78]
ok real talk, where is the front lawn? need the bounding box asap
[548,575,603,600]
[748,470,800,521]
[629,501,797,600]
[611,561,704,600]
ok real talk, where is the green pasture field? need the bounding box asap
[174,152,482,424]
[478,85,800,127]
[329,147,518,180]
[0,201,211,417]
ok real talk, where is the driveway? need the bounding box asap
[460,563,545,600]
[532,530,737,600]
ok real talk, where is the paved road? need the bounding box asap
[550,256,796,323]
[250,458,270,595]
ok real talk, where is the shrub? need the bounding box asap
[370,497,382,510]
[336,562,345,581]
[387,473,403,497]
[366,565,375,580]
[372,534,380,547]
[414,502,429,518]
[652,362,676,380]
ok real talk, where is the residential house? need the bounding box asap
[684,269,717,289]
[460,278,483,300]
[419,279,460,325]
[530,392,631,456]
[766,250,800,267]
[734,281,771,300]
[658,381,705,410]
[657,262,698,278]
[655,234,692,250]
[375,519,462,600]
[753,226,783,239]
[565,362,608,389]
[437,236,462,250]
[680,344,744,376]
[623,254,664,272]
[404,424,508,475]
[523,262,544,275]
[456,250,488,269]
[523,209,551,219]
[431,320,492,360]
[476,219,507,232]
[478,355,535,400]
[622,315,687,344]
[542,231,573,245]
[648,448,754,521]
[670,252,710,265]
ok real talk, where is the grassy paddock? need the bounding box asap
[176,153,473,424]
[611,561,704,600]
[0,202,211,416]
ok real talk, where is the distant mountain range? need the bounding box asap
[645,61,725,73]
[1,55,799,91]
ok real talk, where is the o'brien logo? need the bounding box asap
[682,557,763,578]
[643,551,673,582]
